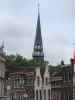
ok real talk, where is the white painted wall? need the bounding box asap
[34,66,51,100]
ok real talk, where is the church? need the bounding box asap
[0,4,73,100]
[5,6,51,100]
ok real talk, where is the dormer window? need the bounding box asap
[37,45,40,49]
[34,45,41,50]
[34,45,38,49]
[37,52,40,56]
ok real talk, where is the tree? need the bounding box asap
[6,54,47,68]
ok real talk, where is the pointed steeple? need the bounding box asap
[0,41,5,57]
[32,4,44,62]
[35,7,42,47]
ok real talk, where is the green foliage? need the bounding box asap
[6,54,46,68]
[6,54,63,75]
[48,64,62,74]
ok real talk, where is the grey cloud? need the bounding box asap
[0,0,33,16]
[45,32,71,47]
[4,37,33,59]
[46,44,73,65]
[0,15,34,59]
[65,0,75,16]
[0,0,74,65]
[0,17,34,38]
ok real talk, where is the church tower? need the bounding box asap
[32,5,44,62]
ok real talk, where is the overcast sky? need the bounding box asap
[0,0,74,65]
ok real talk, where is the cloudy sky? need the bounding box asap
[0,0,74,65]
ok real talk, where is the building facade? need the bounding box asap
[34,65,51,100]
[51,60,73,100]
[0,56,6,96]
[6,67,34,100]
[4,3,74,100]
[6,64,51,100]
[0,44,7,100]
[5,61,73,100]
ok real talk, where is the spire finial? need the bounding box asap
[37,0,40,14]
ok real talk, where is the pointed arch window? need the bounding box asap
[46,77,48,85]
[40,90,42,100]
[37,76,40,86]
[36,90,38,100]
[48,89,50,100]
[44,90,46,100]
